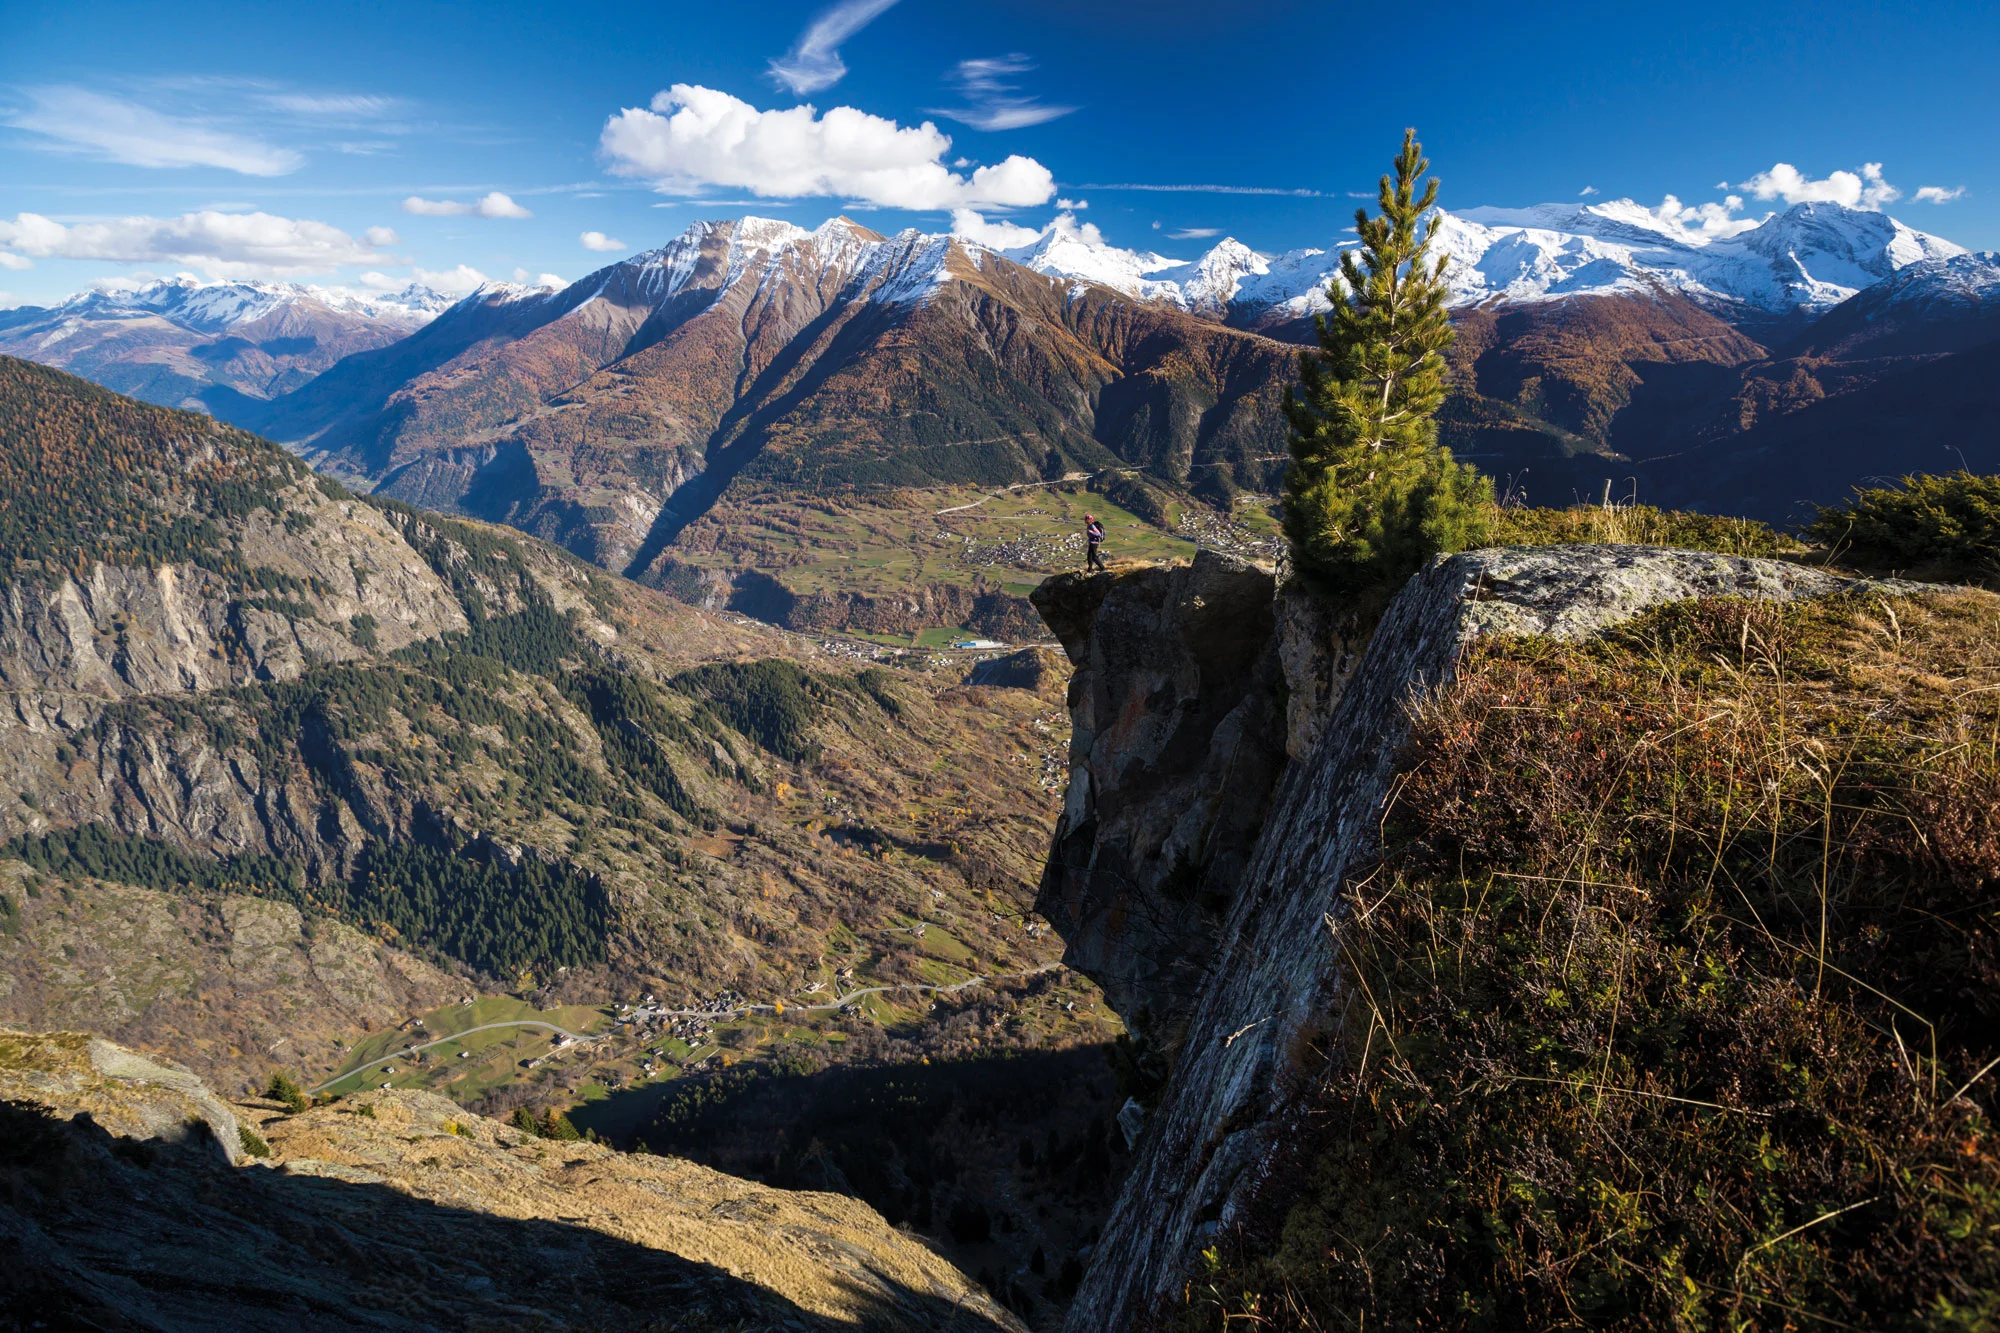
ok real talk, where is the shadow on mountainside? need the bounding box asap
[0,1099,1016,1332]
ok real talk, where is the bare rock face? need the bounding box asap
[1030,552,1293,1066]
[0,485,466,700]
[1040,545,1900,1333]
[0,1030,1020,1331]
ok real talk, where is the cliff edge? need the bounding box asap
[1034,545,1906,1331]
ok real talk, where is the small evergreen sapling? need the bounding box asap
[1282,128,1491,603]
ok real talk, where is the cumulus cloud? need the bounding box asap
[930,55,1077,132]
[1168,227,1221,240]
[1738,161,1900,209]
[1915,185,1966,204]
[769,0,900,95]
[513,267,567,288]
[362,225,399,246]
[0,209,394,279]
[1642,193,1760,241]
[400,191,532,219]
[412,265,489,293]
[5,86,303,175]
[1056,197,1087,210]
[600,84,1055,211]
[1578,185,1599,197]
[949,208,1042,248]
[580,231,626,252]
[0,251,31,271]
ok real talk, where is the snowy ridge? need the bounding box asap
[1859,250,2000,311]
[943,200,1966,325]
[578,215,963,318]
[57,275,456,331]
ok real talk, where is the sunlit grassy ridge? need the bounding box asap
[1183,590,2000,1330]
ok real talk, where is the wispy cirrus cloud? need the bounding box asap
[930,55,1076,132]
[0,208,398,279]
[5,86,304,175]
[601,84,1054,211]
[1915,185,1966,203]
[1167,227,1220,240]
[401,191,532,218]
[768,0,900,95]
[1080,182,1328,198]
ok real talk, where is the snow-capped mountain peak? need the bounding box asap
[977,198,1968,328]
[55,275,454,332]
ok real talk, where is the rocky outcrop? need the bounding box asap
[0,487,465,700]
[0,1030,1019,1330]
[1030,553,1294,1065]
[963,647,1067,692]
[1039,545,1890,1332]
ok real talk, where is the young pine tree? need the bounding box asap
[1282,128,1491,602]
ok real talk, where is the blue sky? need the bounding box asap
[3,0,1995,305]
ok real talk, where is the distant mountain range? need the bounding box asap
[986,199,1968,336]
[4,199,1997,554]
[0,276,459,409]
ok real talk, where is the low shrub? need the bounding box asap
[1806,471,2000,582]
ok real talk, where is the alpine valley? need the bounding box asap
[9,199,1998,643]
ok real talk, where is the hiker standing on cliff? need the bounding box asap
[1084,514,1106,572]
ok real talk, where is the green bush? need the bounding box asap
[266,1071,309,1115]
[237,1125,272,1158]
[510,1106,542,1138]
[1806,471,2000,580]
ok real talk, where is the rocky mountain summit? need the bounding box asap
[0,1028,1016,1330]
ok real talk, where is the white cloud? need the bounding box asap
[1643,193,1760,241]
[400,191,532,219]
[256,92,397,117]
[1915,185,1966,204]
[0,251,31,271]
[0,209,394,280]
[362,225,399,246]
[1738,161,1900,209]
[930,55,1077,132]
[5,86,302,175]
[1056,197,1087,210]
[580,231,626,252]
[600,84,1055,211]
[949,208,1043,248]
[1578,185,1599,197]
[413,265,489,294]
[513,267,567,288]
[769,0,900,95]
[1168,227,1220,240]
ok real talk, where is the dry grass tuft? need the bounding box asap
[1487,501,1802,559]
[1179,590,2000,1331]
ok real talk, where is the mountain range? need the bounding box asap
[4,199,1997,586]
[0,275,457,411]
